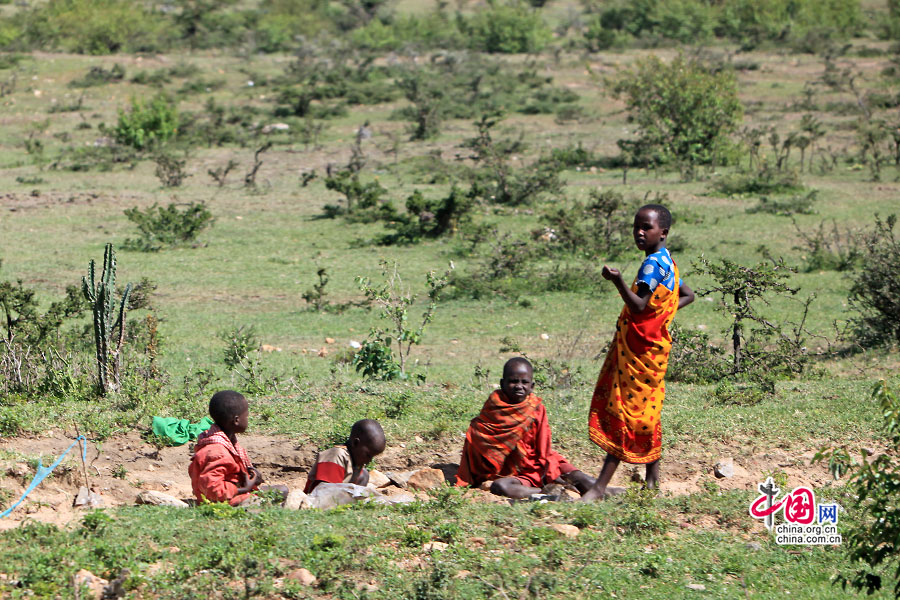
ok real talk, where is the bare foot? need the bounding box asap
[580,486,625,502]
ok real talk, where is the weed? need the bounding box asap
[111,464,127,479]
[153,152,190,188]
[746,191,817,216]
[113,95,178,151]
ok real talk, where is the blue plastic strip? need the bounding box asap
[0,435,87,519]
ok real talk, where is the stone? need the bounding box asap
[686,583,706,591]
[284,489,313,510]
[714,457,734,479]
[745,542,762,551]
[7,463,29,479]
[74,569,108,600]
[384,470,415,489]
[260,344,282,352]
[286,568,316,586]
[367,469,391,488]
[74,487,104,508]
[324,337,335,344]
[540,333,550,340]
[317,347,328,357]
[423,541,449,552]
[349,340,361,349]
[406,468,445,491]
[261,123,290,134]
[550,524,580,538]
[136,491,188,508]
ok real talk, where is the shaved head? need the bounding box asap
[209,390,247,427]
[503,357,533,378]
[351,419,386,453]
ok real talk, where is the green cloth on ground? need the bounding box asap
[151,416,215,446]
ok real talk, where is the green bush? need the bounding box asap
[122,202,214,252]
[848,214,900,346]
[587,0,715,46]
[378,187,473,245]
[613,55,742,179]
[714,166,804,196]
[815,381,900,597]
[462,1,551,54]
[112,96,178,151]
[15,0,172,54]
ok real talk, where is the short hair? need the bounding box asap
[638,204,672,230]
[209,390,247,426]
[351,419,385,449]
[503,357,533,377]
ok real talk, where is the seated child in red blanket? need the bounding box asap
[304,419,386,493]
[456,357,595,499]
[188,390,287,505]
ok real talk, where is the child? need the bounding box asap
[582,204,694,501]
[456,357,596,499]
[304,419,386,493]
[188,390,286,505]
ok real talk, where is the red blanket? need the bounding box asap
[456,391,574,488]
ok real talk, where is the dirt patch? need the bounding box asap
[0,431,851,530]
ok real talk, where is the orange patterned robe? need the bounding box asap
[589,262,680,464]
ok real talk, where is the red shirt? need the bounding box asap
[189,443,256,505]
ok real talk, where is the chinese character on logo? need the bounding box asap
[783,487,815,524]
[818,503,839,525]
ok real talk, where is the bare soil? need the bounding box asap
[0,431,848,531]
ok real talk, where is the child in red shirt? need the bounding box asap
[304,419,386,493]
[188,390,284,505]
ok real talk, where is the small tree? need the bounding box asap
[612,54,743,180]
[354,261,452,380]
[694,255,813,377]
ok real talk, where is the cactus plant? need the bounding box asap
[81,243,132,395]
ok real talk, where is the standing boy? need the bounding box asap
[582,204,694,501]
[457,357,595,499]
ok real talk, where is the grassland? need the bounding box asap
[0,1,899,598]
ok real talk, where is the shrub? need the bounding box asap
[586,0,715,47]
[793,218,862,272]
[666,323,729,384]
[154,153,189,188]
[814,381,900,597]
[612,54,743,179]
[122,202,214,251]
[745,191,817,216]
[462,1,551,54]
[539,188,636,260]
[713,165,804,196]
[16,0,172,54]
[848,214,900,346]
[69,63,125,88]
[378,187,473,245]
[112,95,178,151]
[322,170,393,219]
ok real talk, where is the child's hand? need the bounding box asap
[248,467,264,487]
[601,265,620,281]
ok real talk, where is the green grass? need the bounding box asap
[1,487,889,599]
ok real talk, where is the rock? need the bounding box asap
[324,337,335,344]
[714,457,734,479]
[540,333,550,340]
[286,568,316,586]
[103,568,130,599]
[423,541,449,552]
[407,468,445,491]
[261,123,290,134]
[317,347,328,357]
[136,491,188,508]
[367,469,391,488]
[745,542,762,551]
[384,470,415,489]
[454,570,472,579]
[74,487,104,508]
[74,569,108,600]
[260,344,282,353]
[7,463,29,479]
[284,489,313,510]
[550,524,580,538]
[349,340,361,349]
[686,583,706,591]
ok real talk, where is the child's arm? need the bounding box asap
[678,281,695,309]
[236,468,264,495]
[602,265,651,313]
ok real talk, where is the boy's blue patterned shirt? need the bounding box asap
[636,247,681,292]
